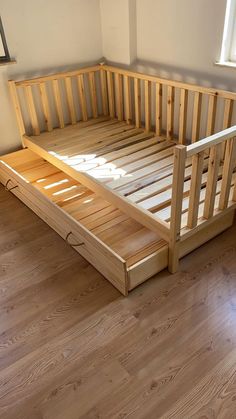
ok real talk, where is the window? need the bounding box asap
[219,0,236,65]
[0,16,10,62]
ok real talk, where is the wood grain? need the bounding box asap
[0,184,236,418]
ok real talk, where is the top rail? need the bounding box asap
[8,62,236,146]
[13,65,101,86]
[11,63,236,101]
[103,65,236,101]
[186,125,236,157]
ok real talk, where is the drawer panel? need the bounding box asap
[0,161,128,295]
[128,246,168,290]
[0,149,169,295]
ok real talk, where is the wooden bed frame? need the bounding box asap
[2,63,236,293]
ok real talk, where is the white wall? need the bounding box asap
[136,0,236,90]
[0,0,102,154]
[100,0,137,65]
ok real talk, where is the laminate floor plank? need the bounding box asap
[0,185,236,418]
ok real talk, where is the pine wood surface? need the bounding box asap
[8,64,236,275]
[27,117,236,233]
[1,184,236,418]
[0,148,166,268]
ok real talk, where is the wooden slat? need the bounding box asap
[100,68,109,116]
[124,75,132,124]
[144,80,151,131]
[222,99,233,159]
[179,89,188,144]
[24,85,40,135]
[219,137,236,210]
[24,136,170,242]
[107,71,115,118]
[52,79,65,128]
[206,95,217,137]
[187,151,204,228]
[65,77,77,125]
[155,83,162,136]
[77,74,88,122]
[39,82,53,132]
[8,80,26,137]
[223,99,233,129]
[134,78,141,128]
[88,72,98,118]
[191,92,202,143]
[167,86,174,140]
[233,175,236,201]
[168,145,187,272]
[203,144,221,219]
[115,73,123,121]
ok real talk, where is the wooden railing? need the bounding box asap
[169,126,236,271]
[102,65,236,144]
[9,64,105,136]
[9,63,236,144]
[8,63,236,273]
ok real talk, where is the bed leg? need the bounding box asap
[168,241,180,273]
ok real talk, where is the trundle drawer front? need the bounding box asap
[0,161,128,295]
[127,245,168,290]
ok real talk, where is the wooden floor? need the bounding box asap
[1,184,236,419]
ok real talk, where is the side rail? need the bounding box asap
[102,65,236,144]
[8,64,109,138]
[9,63,236,145]
[169,125,236,272]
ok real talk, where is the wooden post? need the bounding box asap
[77,74,88,122]
[100,65,109,116]
[107,71,115,118]
[144,80,151,131]
[167,85,174,140]
[206,95,217,137]
[168,145,187,273]
[219,137,236,210]
[124,75,132,124]
[115,73,123,121]
[179,89,188,145]
[52,79,65,128]
[88,72,98,118]
[222,99,233,159]
[155,83,162,136]
[191,92,202,143]
[65,77,76,124]
[134,78,141,128]
[187,151,204,228]
[8,80,26,144]
[203,144,221,219]
[24,85,40,135]
[39,82,53,132]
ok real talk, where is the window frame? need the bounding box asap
[0,16,10,63]
[219,0,236,64]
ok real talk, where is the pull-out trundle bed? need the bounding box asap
[1,63,236,295]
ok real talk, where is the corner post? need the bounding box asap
[168,145,187,273]
[8,80,26,146]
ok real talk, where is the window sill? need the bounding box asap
[215,61,236,69]
[0,59,16,67]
